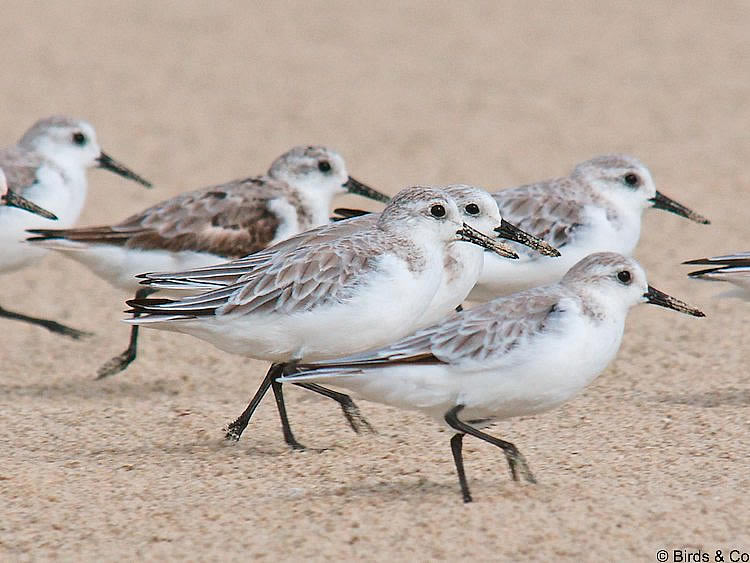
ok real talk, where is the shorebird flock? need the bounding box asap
[3,115,729,502]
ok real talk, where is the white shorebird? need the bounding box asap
[469,154,709,301]
[0,168,58,219]
[684,253,750,300]
[279,252,705,502]
[138,185,559,444]
[126,186,548,448]
[27,145,390,376]
[0,116,151,338]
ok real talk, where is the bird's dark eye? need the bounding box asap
[72,132,87,146]
[465,203,480,215]
[617,270,632,284]
[623,173,639,187]
[318,161,331,173]
[430,204,446,218]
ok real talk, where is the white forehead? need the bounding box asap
[443,184,497,210]
[380,186,458,218]
[268,145,345,173]
[563,251,646,284]
[572,154,650,178]
[19,116,95,146]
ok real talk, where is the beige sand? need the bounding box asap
[1,1,749,560]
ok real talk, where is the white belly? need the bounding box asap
[416,245,484,328]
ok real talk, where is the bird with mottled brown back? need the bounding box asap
[26,144,389,377]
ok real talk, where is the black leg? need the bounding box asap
[226,364,375,449]
[0,303,91,340]
[96,288,156,379]
[455,304,464,313]
[450,433,472,503]
[445,405,536,500]
[271,378,307,450]
[225,364,279,441]
[293,382,374,434]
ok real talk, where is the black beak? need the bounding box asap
[643,285,705,317]
[494,218,561,257]
[458,223,518,259]
[3,189,58,219]
[649,191,709,224]
[97,152,153,188]
[342,177,391,203]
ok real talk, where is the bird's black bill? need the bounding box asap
[97,152,153,188]
[650,191,709,224]
[342,177,391,203]
[3,190,58,219]
[458,223,518,259]
[494,218,561,257]
[644,285,705,317]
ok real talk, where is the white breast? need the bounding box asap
[417,242,484,327]
[0,164,88,273]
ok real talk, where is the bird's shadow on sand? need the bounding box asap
[653,388,750,408]
[0,377,183,400]
[285,476,540,504]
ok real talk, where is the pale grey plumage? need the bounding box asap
[0,148,52,194]
[492,177,609,254]
[128,187,453,320]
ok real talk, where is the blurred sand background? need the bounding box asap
[1,1,749,560]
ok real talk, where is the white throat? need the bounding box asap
[293,180,341,227]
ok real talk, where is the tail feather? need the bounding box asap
[331,208,371,222]
[126,296,218,317]
[137,260,268,289]
[26,226,129,244]
[139,279,227,290]
[278,365,364,384]
[684,253,750,267]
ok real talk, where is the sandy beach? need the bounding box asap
[1,1,748,560]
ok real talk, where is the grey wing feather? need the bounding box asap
[492,179,590,250]
[139,214,378,289]
[133,230,382,318]
[0,148,47,192]
[221,233,377,315]
[291,287,565,373]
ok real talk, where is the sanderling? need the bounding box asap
[0,168,57,219]
[279,252,705,502]
[138,185,558,445]
[27,145,390,377]
[684,253,750,300]
[0,116,151,339]
[469,154,709,301]
[126,186,533,448]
